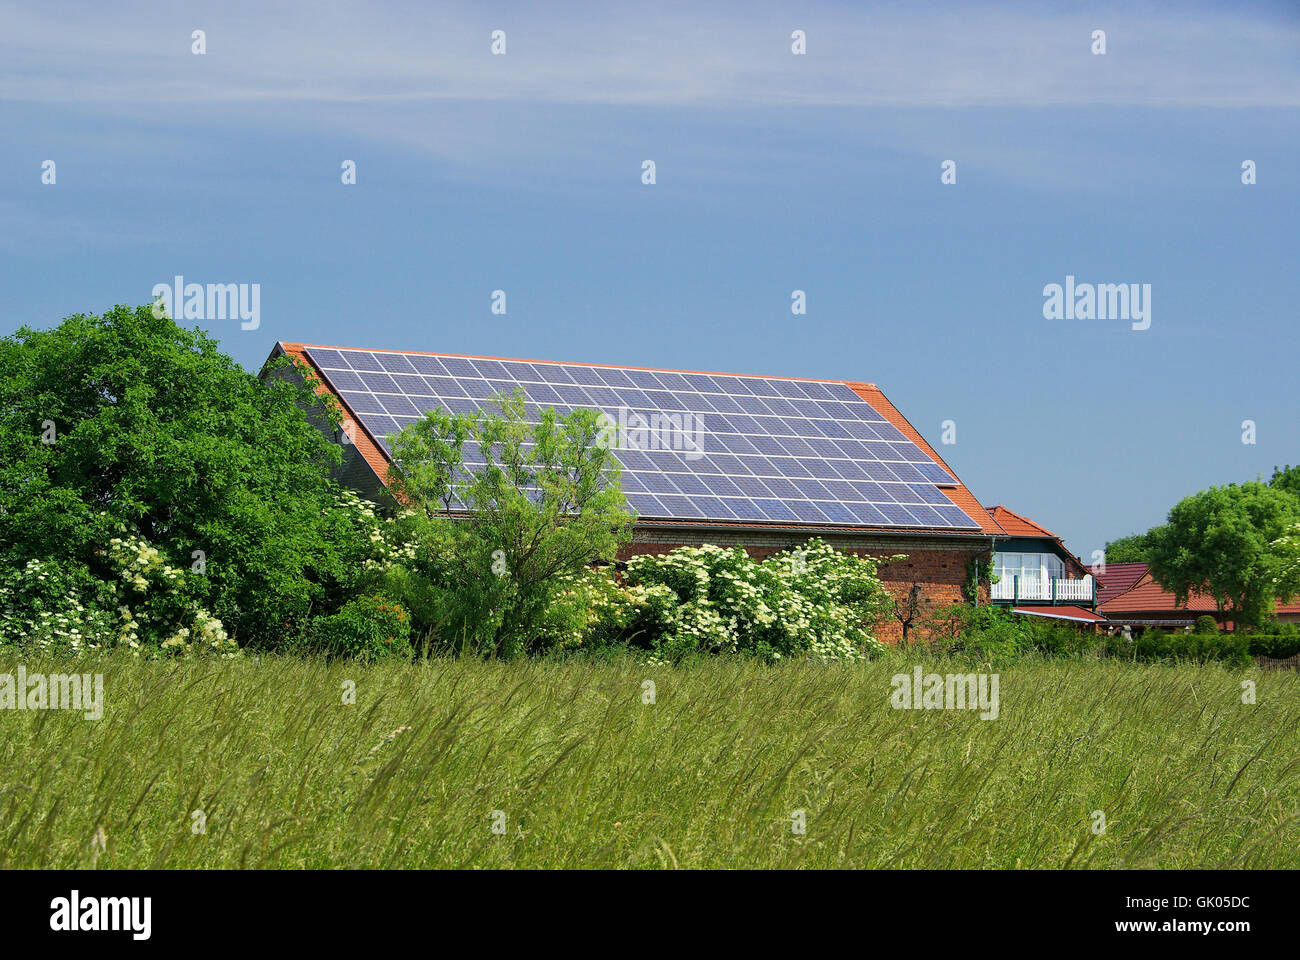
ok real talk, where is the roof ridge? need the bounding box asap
[278,341,874,388]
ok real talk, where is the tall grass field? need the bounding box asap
[2,651,1296,868]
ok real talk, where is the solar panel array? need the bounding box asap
[303,347,979,530]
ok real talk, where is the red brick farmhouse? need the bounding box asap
[264,342,1074,642]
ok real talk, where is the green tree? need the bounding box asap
[1103,529,1159,563]
[0,304,367,646]
[1270,464,1300,501]
[383,389,634,655]
[1147,482,1300,629]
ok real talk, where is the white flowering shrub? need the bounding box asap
[586,540,897,661]
[530,567,678,652]
[0,535,238,658]
[316,489,897,663]
[0,558,117,652]
[761,541,900,659]
[1273,521,1300,594]
[332,488,417,571]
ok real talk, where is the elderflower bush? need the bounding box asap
[332,488,417,571]
[763,541,899,660]
[526,567,670,651]
[1273,522,1300,592]
[535,567,632,650]
[0,535,238,658]
[105,536,238,657]
[605,540,894,662]
[0,558,118,652]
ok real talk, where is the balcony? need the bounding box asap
[990,575,1094,603]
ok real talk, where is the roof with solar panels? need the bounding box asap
[270,342,1004,537]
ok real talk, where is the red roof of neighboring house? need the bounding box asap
[1098,563,1300,616]
[1012,605,1107,623]
[987,505,1059,539]
[984,505,1088,576]
[1094,561,1150,605]
[1101,570,1222,613]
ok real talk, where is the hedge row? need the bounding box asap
[1247,634,1300,659]
[1101,631,1300,666]
[1104,630,1250,666]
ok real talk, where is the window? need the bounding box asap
[995,553,1030,582]
[1044,555,1064,580]
[994,552,1064,585]
[994,553,1012,582]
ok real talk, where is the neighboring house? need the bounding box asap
[1093,561,1149,607]
[984,505,1104,625]
[266,341,1010,641]
[1097,562,1300,630]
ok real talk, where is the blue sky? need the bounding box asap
[2,0,1297,558]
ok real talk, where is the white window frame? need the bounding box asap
[994,552,1064,586]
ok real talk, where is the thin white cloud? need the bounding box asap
[0,1,1296,109]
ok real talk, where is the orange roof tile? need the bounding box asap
[1093,562,1151,605]
[1100,571,1221,613]
[986,505,1060,539]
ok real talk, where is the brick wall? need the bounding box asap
[618,528,990,644]
[873,549,972,642]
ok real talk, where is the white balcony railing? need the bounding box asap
[991,575,1094,602]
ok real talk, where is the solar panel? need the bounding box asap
[304,348,978,530]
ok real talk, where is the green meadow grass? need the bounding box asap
[1,650,1297,868]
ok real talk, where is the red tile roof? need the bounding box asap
[1012,605,1107,623]
[1097,563,1300,616]
[987,505,1059,539]
[983,504,1089,576]
[1101,570,1220,613]
[1094,561,1150,605]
